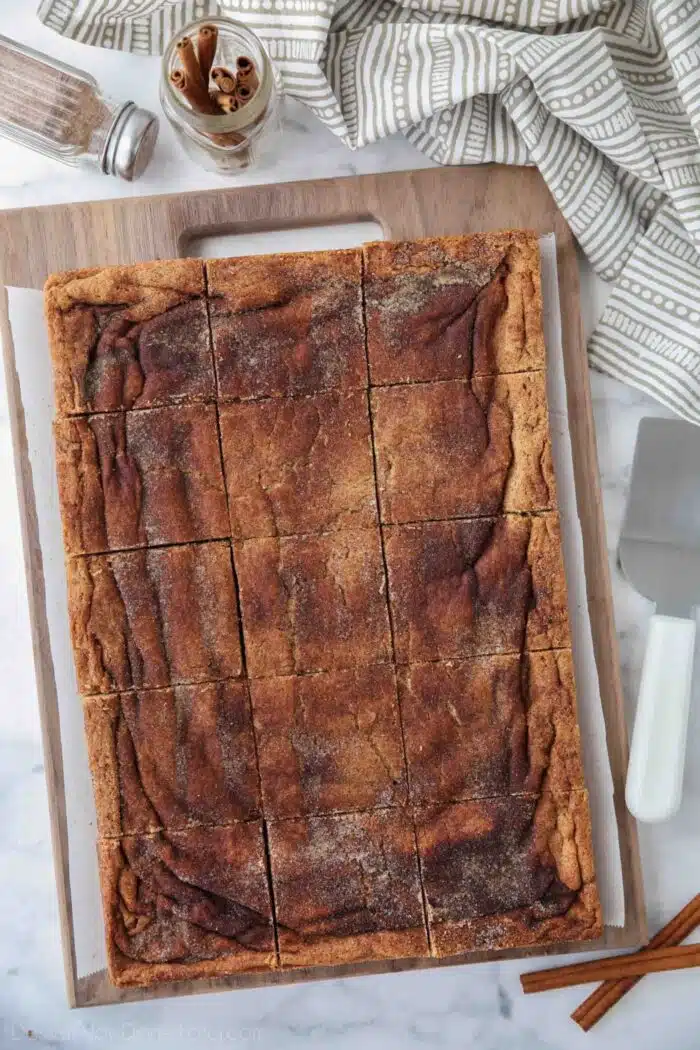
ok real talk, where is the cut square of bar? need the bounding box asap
[398,650,584,807]
[219,390,377,539]
[371,373,555,523]
[45,259,214,415]
[99,823,276,986]
[415,791,602,956]
[236,530,392,677]
[267,809,429,966]
[384,515,570,664]
[364,232,544,385]
[250,666,407,818]
[68,541,242,694]
[55,405,229,555]
[84,681,260,837]
[207,250,367,400]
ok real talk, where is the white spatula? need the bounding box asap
[619,417,700,823]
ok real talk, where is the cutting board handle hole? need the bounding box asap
[180,219,385,259]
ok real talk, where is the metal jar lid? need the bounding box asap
[101,102,159,181]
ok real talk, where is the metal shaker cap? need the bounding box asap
[101,102,159,181]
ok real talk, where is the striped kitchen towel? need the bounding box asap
[38,0,700,422]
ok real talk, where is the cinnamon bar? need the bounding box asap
[250,666,407,818]
[83,681,260,837]
[54,405,229,554]
[384,514,570,663]
[235,530,392,677]
[398,650,584,806]
[415,790,602,956]
[45,259,214,415]
[267,809,429,966]
[99,823,276,986]
[371,371,555,522]
[207,250,367,400]
[68,542,242,694]
[363,232,545,385]
[219,390,377,538]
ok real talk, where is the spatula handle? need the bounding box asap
[626,613,695,823]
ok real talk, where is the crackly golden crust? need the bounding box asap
[250,666,407,818]
[267,809,429,967]
[415,790,601,957]
[207,250,367,400]
[219,391,377,538]
[83,681,260,838]
[54,405,229,555]
[98,824,276,986]
[398,650,584,806]
[385,515,570,664]
[45,260,213,416]
[68,542,242,694]
[363,232,545,385]
[235,530,393,677]
[371,372,555,523]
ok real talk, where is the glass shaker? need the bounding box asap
[0,34,159,180]
[160,16,281,175]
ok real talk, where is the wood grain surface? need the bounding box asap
[0,165,646,1008]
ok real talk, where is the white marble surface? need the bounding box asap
[1,6,700,1048]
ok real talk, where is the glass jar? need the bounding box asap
[160,16,281,175]
[0,34,158,180]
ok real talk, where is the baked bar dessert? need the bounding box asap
[45,259,214,415]
[250,666,407,818]
[235,530,392,677]
[398,650,585,806]
[45,230,602,990]
[208,249,366,400]
[364,233,545,385]
[219,390,377,538]
[83,681,261,837]
[55,405,229,554]
[99,823,276,985]
[384,514,570,663]
[371,372,555,522]
[68,542,242,694]
[415,790,602,955]
[267,809,429,966]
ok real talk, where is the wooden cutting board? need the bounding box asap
[0,165,646,1008]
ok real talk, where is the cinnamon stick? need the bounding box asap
[170,69,219,116]
[211,67,237,94]
[572,894,700,1031]
[176,36,205,90]
[197,24,218,83]
[236,55,259,93]
[171,70,243,146]
[235,82,254,105]
[212,91,239,114]
[521,943,700,994]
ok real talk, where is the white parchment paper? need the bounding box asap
[2,234,623,978]
[539,234,624,930]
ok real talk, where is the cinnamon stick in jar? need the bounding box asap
[171,71,243,145]
[235,81,254,105]
[176,36,205,89]
[236,55,259,93]
[170,69,219,116]
[197,25,218,83]
[212,91,239,114]
[211,67,237,94]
